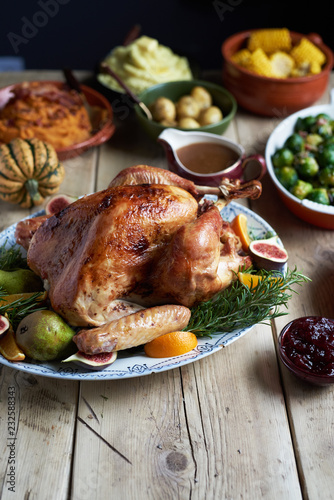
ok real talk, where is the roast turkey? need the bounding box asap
[15,165,260,354]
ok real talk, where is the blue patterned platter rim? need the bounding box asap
[0,202,278,380]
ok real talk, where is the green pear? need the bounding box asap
[16,310,76,361]
[0,269,43,294]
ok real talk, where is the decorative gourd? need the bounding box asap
[0,137,65,208]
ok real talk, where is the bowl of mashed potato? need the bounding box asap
[97,36,193,95]
[0,81,115,160]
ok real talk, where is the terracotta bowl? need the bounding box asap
[265,102,334,229]
[221,30,334,117]
[0,81,115,161]
[57,84,115,160]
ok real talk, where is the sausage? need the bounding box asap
[73,304,191,354]
[15,215,49,251]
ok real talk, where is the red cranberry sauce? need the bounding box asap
[281,317,334,376]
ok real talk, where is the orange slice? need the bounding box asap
[238,272,279,289]
[0,291,47,307]
[144,331,198,358]
[0,326,25,362]
[238,272,262,288]
[230,213,251,252]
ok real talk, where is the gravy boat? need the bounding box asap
[157,128,266,187]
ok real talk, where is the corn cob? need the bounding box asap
[247,28,291,53]
[270,51,295,78]
[248,48,275,77]
[290,63,310,77]
[309,61,322,74]
[231,48,252,67]
[290,38,326,66]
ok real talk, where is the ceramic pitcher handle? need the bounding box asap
[241,154,266,182]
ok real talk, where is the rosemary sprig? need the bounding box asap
[0,292,47,330]
[186,267,310,337]
[0,241,28,270]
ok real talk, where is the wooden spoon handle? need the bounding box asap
[100,63,153,120]
[100,63,140,104]
[63,67,82,94]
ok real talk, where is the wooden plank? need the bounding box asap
[0,71,98,499]
[72,371,194,500]
[0,70,91,86]
[184,328,302,499]
[258,170,334,500]
[245,74,334,500]
[70,327,302,499]
[70,77,302,499]
[1,69,334,500]
[0,366,78,499]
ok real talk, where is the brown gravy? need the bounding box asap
[176,142,239,174]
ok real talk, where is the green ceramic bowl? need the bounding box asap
[134,79,237,140]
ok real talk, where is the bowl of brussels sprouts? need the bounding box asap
[265,101,334,229]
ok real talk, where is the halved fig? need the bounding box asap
[45,194,77,216]
[0,315,10,339]
[249,235,288,271]
[62,350,117,370]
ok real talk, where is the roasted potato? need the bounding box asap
[199,106,223,126]
[175,96,200,119]
[178,117,200,129]
[190,86,212,110]
[149,97,176,122]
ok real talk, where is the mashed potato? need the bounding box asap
[98,36,193,94]
[0,81,92,150]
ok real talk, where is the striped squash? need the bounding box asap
[0,138,65,208]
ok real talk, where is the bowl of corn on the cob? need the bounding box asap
[222,28,333,117]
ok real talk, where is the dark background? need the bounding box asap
[1,0,333,73]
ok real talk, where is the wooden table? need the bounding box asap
[0,71,333,500]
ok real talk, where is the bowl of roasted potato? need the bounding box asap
[134,79,237,140]
[222,29,333,117]
[265,101,334,229]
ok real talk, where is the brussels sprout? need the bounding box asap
[317,144,334,167]
[323,136,334,146]
[275,166,298,190]
[295,116,317,133]
[316,113,331,121]
[318,165,334,186]
[311,121,333,138]
[305,133,323,147]
[284,133,304,153]
[307,188,330,205]
[272,147,294,168]
[290,179,313,200]
[295,155,319,178]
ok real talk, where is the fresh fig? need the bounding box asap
[45,194,76,216]
[62,351,117,370]
[0,315,10,339]
[249,235,288,271]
